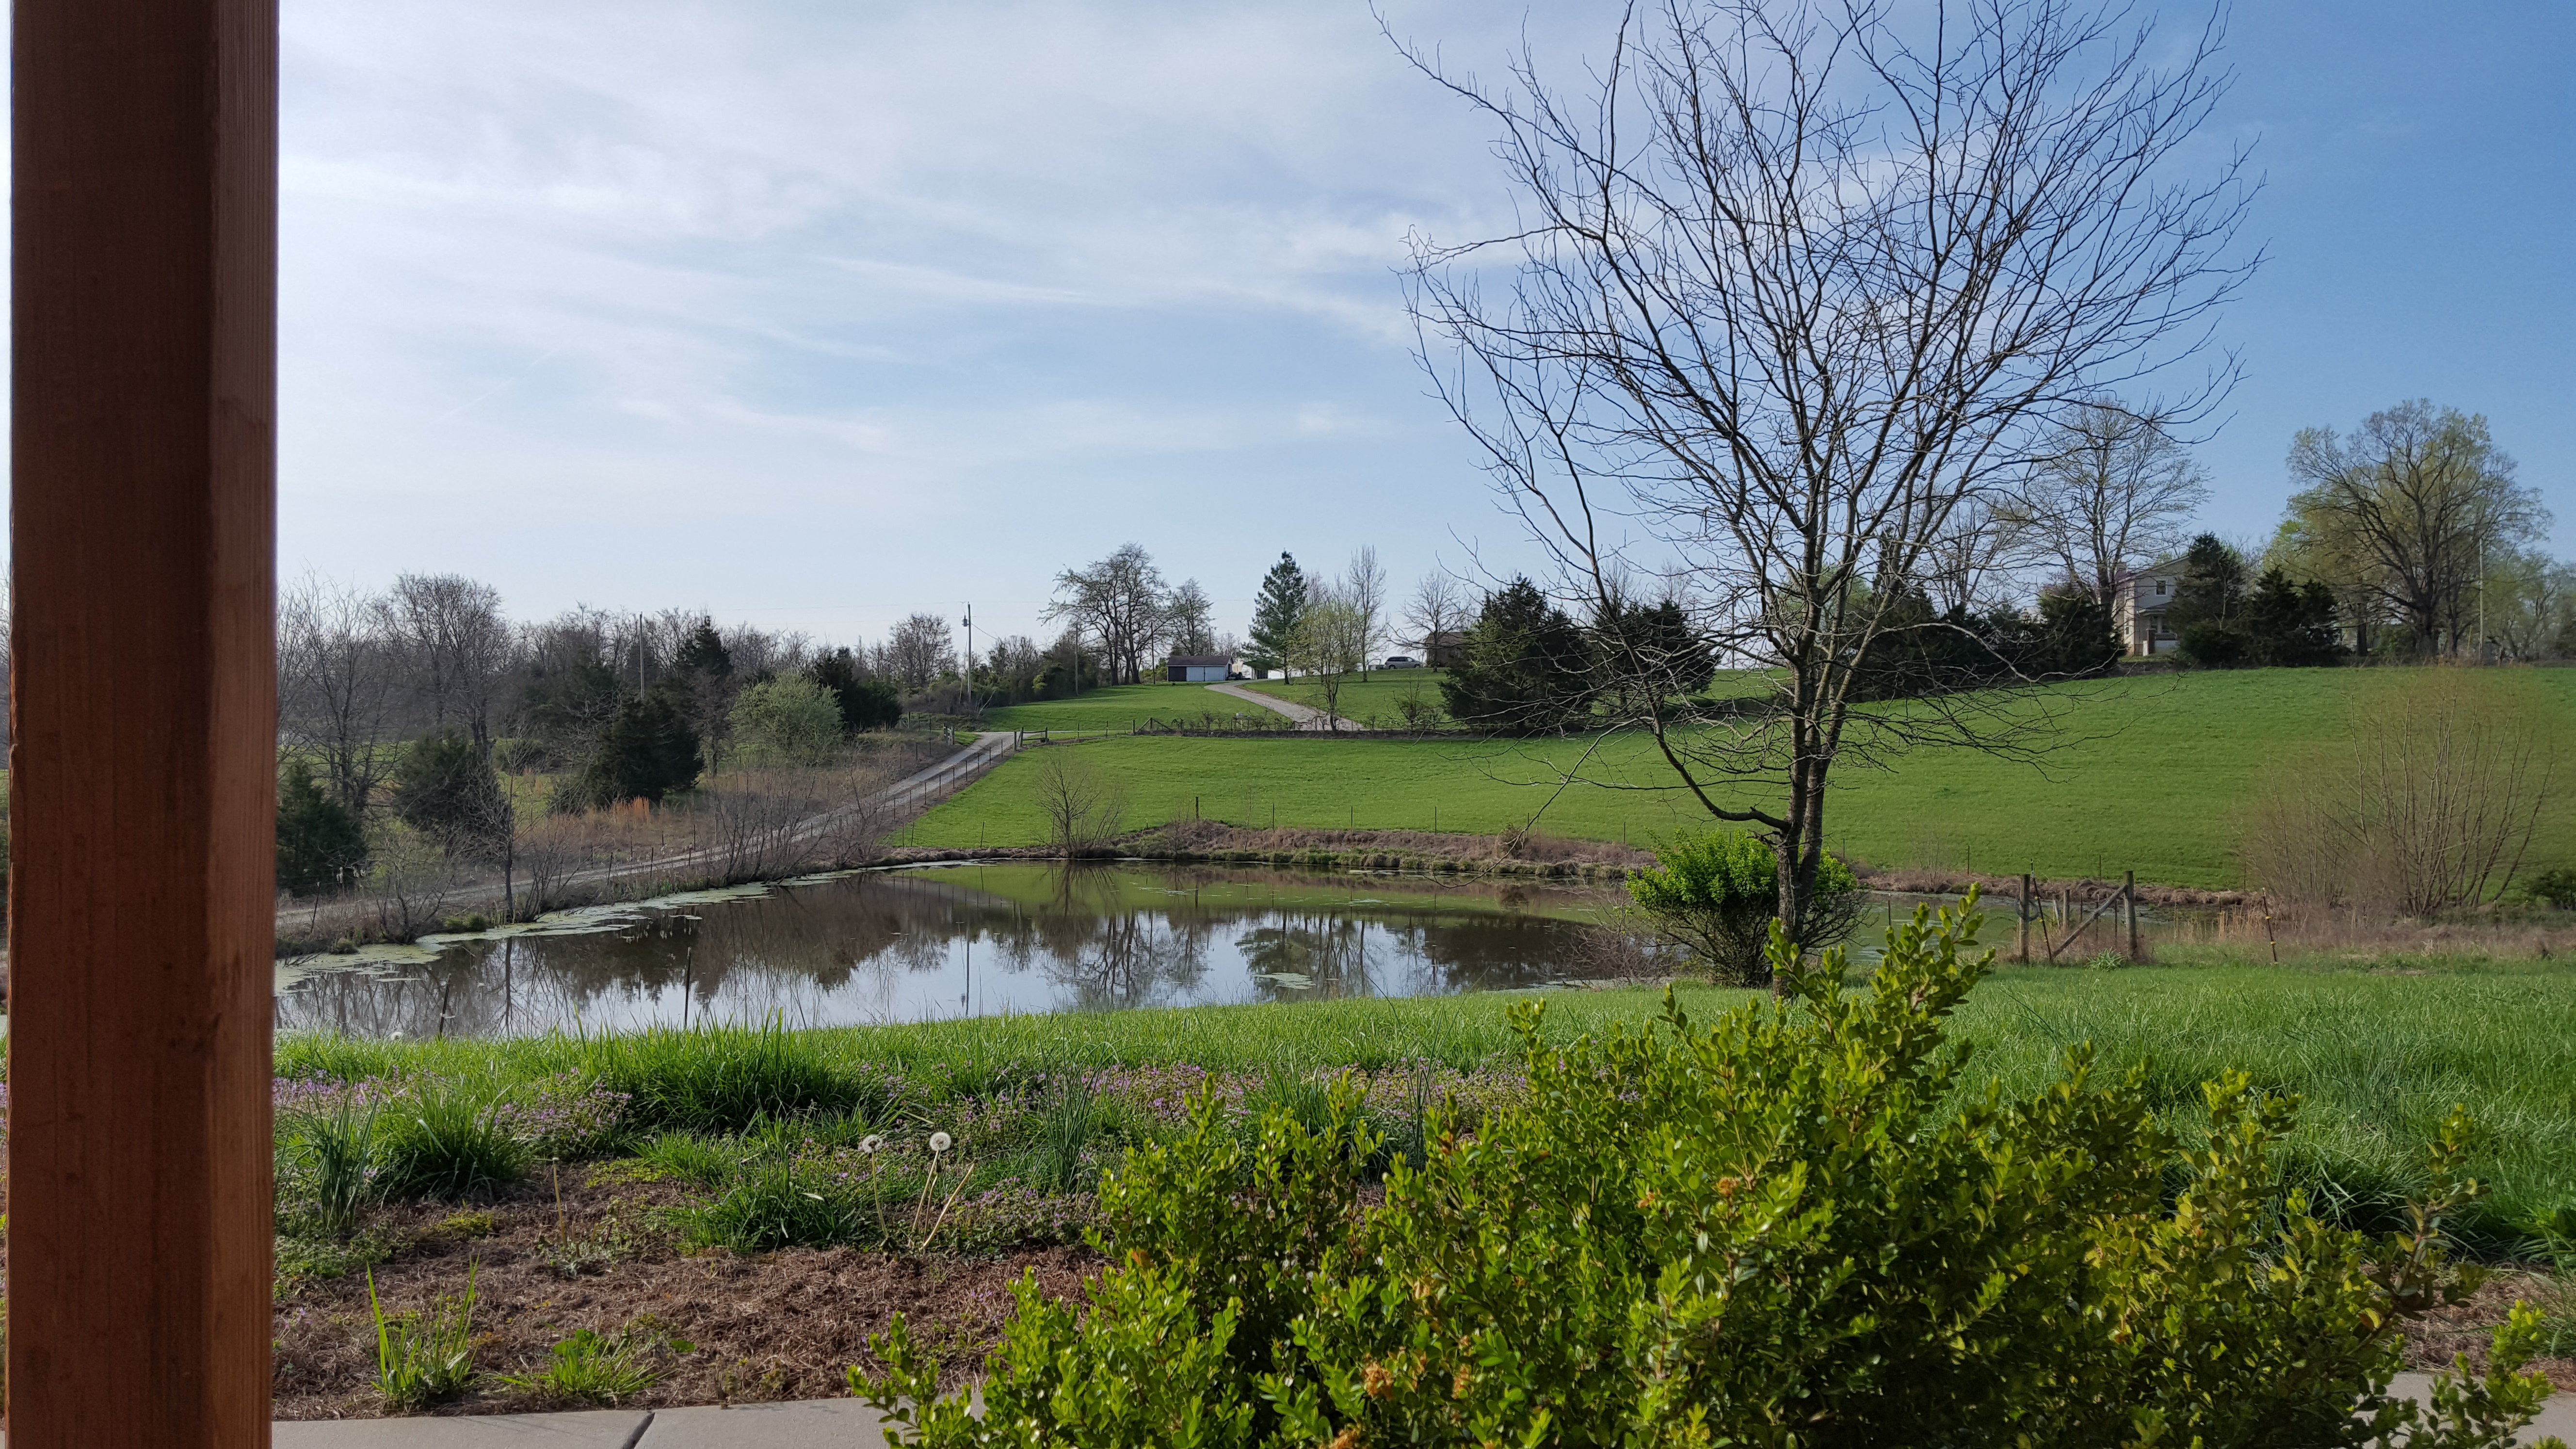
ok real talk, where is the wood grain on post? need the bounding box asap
[8,0,278,1442]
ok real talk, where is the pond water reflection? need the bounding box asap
[274,862,1637,1039]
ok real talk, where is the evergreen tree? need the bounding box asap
[515,658,626,762]
[276,758,369,895]
[2169,533,2253,666]
[1848,587,2017,700]
[673,619,732,680]
[1244,552,1308,676]
[2026,585,2125,678]
[808,647,902,734]
[392,726,511,854]
[1593,596,1716,712]
[1440,578,1596,734]
[2241,568,2347,667]
[560,693,702,810]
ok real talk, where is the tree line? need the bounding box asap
[273,577,984,896]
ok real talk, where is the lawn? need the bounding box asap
[905,668,2576,888]
[1240,667,1771,725]
[1241,670,1454,724]
[279,946,2576,1251]
[978,682,1256,734]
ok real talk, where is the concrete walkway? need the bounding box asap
[1205,680,1358,732]
[268,1398,893,1447]
[197,1381,2576,1446]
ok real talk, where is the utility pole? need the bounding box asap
[961,602,976,719]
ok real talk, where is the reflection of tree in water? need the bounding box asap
[1237,912,1374,1001]
[964,865,1217,1011]
[274,862,1625,1038]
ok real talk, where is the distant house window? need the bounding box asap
[2154,580,2166,596]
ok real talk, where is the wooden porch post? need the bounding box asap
[9,0,279,1441]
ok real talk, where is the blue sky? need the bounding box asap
[269,0,2573,648]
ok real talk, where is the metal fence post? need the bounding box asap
[2125,869,2139,961]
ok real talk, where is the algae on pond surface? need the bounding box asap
[273,861,1653,1040]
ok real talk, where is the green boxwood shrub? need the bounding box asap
[1627,828,1862,983]
[855,899,2565,1449]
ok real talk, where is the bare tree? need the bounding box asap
[1045,543,1171,684]
[884,612,958,691]
[381,573,512,752]
[1916,498,2026,616]
[1343,547,1389,679]
[2483,548,2576,661]
[722,623,815,679]
[1287,592,1370,726]
[1164,579,1218,658]
[1402,569,1469,659]
[2284,401,2549,657]
[1029,745,1129,853]
[279,573,400,813]
[1400,0,2254,948]
[983,634,1047,703]
[2002,400,2211,601]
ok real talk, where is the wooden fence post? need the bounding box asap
[8,0,280,1439]
[2018,872,2033,963]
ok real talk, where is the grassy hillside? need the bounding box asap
[1242,671,1452,723]
[978,682,1252,733]
[906,668,2576,888]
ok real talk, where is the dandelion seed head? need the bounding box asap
[929,1131,953,1154]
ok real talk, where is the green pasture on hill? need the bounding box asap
[1241,667,1768,725]
[908,668,2576,888]
[1241,671,1453,723]
[980,682,1274,734]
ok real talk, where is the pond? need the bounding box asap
[272,862,1643,1039]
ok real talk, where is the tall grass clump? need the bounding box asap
[581,1021,887,1135]
[1031,1078,1099,1195]
[677,1159,874,1253]
[371,1080,526,1200]
[370,1261,481,1410]
[285,1099,377,1237]
[499,1321,692,1405]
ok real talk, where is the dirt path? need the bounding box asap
[1205,681,1358,731]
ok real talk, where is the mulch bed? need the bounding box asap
[2400,1272,2576,1390]
[271,1168,1098,1421]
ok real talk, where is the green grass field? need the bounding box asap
[1241,668,1771,725]
[1242,671,1453,723]
[281,947,2576,1251]
[908,668,2576,887]
[978,682,1270,734]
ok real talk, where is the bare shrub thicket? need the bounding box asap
[2244,670,2556,916]
[1030,746,1129,854]
[680,763,906,885]
[365,833,469,940]
[298,745,940,945]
